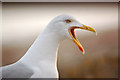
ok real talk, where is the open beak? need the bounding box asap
[68,24,97,54]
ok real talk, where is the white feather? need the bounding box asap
[1,14,83,78]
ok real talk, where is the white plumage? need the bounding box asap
[1,14,96,78]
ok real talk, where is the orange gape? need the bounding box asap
[68,24,97,54]
[68,27,85,54]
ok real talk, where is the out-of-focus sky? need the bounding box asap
[3,3,118,45]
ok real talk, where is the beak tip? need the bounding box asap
[95,32,97,36]
[82,50,85,54]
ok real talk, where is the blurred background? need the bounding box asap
[2,2,118,78]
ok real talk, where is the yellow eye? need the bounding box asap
[65,19,71,23]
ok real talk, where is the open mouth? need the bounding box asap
[70,27,77,39]
[68,27,85,54]
[68,25,97,54]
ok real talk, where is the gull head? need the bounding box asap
[46,14,97,54]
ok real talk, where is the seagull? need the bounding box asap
[1,14,97,78]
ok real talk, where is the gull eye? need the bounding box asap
[65,19,71,23]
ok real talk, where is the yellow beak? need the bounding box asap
[68,24,97,54]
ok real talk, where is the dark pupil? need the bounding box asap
[67,20,70,22]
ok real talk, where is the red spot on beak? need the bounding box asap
[78,46,84,53]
